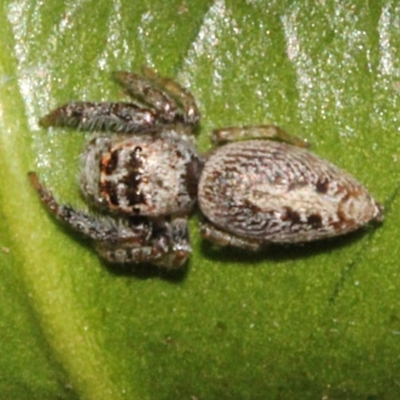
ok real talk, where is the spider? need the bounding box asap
[31,68,383,267]
[29,67,203,269]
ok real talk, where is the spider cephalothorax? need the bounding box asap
[30,68,203,268]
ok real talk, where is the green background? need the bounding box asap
[1,1,399,399]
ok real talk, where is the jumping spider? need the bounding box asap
[30,67,203,269]
[31,68,383,268]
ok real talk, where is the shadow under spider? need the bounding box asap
[53,214,381,281]
[103,259,189,283]
[199,226,378,265]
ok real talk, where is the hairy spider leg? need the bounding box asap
[164,217,192,267]
[212,125,309,148]
[142,66,200,125]
[97,216,191,268]
[39,101,165,133]
[29,171,148,241]
[29,171,190,268]
[199,217,262,251]
[40,68,200,133]
[112,70,179,122]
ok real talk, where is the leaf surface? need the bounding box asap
[1,1,400,399]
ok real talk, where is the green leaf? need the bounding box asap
[1,1,400,399]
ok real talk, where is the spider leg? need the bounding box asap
[199,217,262,251]
[112,71,178,123]
[39,101,163,133]
[95,223,170,266]
[212,125,309,148]
[157,217,191,268]
[29,171,132,241]
[29,172,190,267]
[142,67,200,126]
[40,69,199,133]
[97,217,191,268]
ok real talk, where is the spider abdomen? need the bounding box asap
[199,140,383,244]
